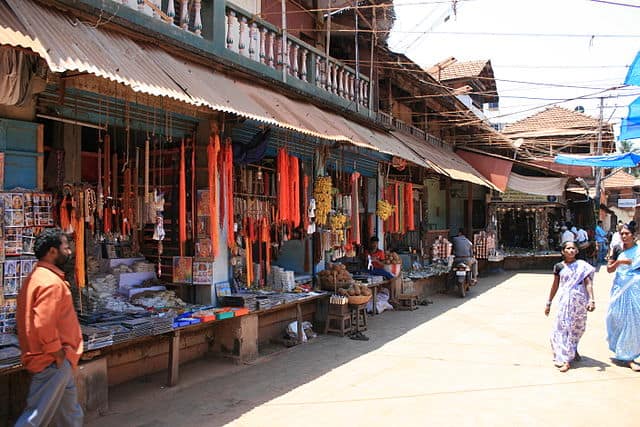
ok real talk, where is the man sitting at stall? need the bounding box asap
[452,228,478,284]
[561,225,575,244]
[363,236,394,280]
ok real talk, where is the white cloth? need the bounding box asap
[507,172,568,196]
[610,232,622,249]
[561,230,575,244]
[577,229,589,242]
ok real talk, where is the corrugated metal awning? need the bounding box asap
[0,0,429,169]
[392,131,501,191]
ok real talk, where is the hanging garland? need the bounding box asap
[313,176,332,226]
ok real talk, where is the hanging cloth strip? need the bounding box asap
[394,182,400,233]
[302,174,309,232]
[261,217,271,275]
[74,192,86,289]
[218,140,226,229]
[207,134,220,258]
[405,183,415,231]
[245,236,253,287]
[191,139,196,243]
[277,148,290,223]
[351,172,361,245]
[289,155,300,228]
[224,141,235,248]
[179,139,187,256]
[59,195,71,233]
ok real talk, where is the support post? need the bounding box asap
[167,330,181,386]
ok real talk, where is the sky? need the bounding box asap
[387,0,640,137]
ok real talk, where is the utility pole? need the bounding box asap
[594,97,604,222]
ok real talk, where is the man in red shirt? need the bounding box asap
[363,236,394,280]
[15,228,83,427]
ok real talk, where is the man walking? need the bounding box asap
[595,220,608,265]
[15,228,83,426]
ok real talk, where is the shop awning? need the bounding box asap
[0,0,430,169]
[456,150,513,192]
[392,132,501,191]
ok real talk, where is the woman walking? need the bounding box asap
[606,223,640,371]
[545,241,596,372]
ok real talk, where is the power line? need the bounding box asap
[588,0,640,8]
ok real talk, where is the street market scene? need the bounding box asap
[0,0,639,426]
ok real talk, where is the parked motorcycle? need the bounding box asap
[451,260,472,298]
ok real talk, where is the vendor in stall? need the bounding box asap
[363,236,394,280]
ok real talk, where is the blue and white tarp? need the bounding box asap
[555,152,640,168]
[620,96,640,141]
[625,51,640,86]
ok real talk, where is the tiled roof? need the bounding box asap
[603,169,639,189]
[429,59,490,81]
[503,106,602,135]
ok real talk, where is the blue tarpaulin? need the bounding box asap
[555,152,640,167]
[625,51,640,86]
[620,96,640,141]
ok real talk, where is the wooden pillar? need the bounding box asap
[167,330,181,387]
[445,178,451,229]
[467,182,473,234]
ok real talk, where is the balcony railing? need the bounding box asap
[224,4,370,109]
[116,0,204,37]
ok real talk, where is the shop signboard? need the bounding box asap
[617,198,637,208]
[499,189,548,203]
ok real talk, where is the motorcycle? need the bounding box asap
[451,259,472,298]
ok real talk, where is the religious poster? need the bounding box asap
[22,228,35,255]
[3,260,21,298]
[192,260,214,285]
[4,228,22,256]
[196,190,210,237]
[172,256,193,284]
[195,238,212,258]
[2,193,24,228]
[215,282,231,298]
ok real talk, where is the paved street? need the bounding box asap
[88,269,640,427]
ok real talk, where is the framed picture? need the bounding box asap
[192,260,213,285]
[172,256,193,284]
[215,282,231,298]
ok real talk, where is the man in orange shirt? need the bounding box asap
[15,228,83,427]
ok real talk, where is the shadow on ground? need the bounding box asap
[87,271,516,427]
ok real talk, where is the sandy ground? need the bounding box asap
[87,268,640,427]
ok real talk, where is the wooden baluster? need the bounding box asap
[167,0,176,23]
[238,17,247,57]
[338,68,344,97]
[249,23,260,61]
[180,0,189,30]
[267,32,275,68]
[285,40,292,75]
[363,81,369,107]
[193,0,202,36]
[349,75,355,101]
[315,57,321,87]
[275,36,282,69]
[300,49,308,81]
[260,27,268,64]
[291,44,299,78]
[226,10,236,51]
[331,63,338,94]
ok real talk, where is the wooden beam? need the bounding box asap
[167,330,181,387]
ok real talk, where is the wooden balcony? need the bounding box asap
[56,0,371,118]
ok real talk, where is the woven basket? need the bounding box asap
[348,295,371,305]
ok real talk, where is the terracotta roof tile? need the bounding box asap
[503,106,602,135]
[429,59,490,81]
[603,169,639,189]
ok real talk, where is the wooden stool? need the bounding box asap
[325,313,352,337]
[350,303,368,332]
[397,293,418,311]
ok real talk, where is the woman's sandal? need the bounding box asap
[629,361,640,372]
[558,363,570,372]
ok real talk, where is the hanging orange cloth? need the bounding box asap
[289,155,300,227]
[351,172,361,245]
[405,183,415,231]
[191,139,196,242]
[302,175,309,231]
[277,148,290,223]
[245,236,253,287]
[59,196,71,233]
[179,139,187,256]
[261,217,271,275]
[225,142,234,248]
[394,182,400,233]
[218,141,225,229]
[207,134,220,258]
[74,192,86,289]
